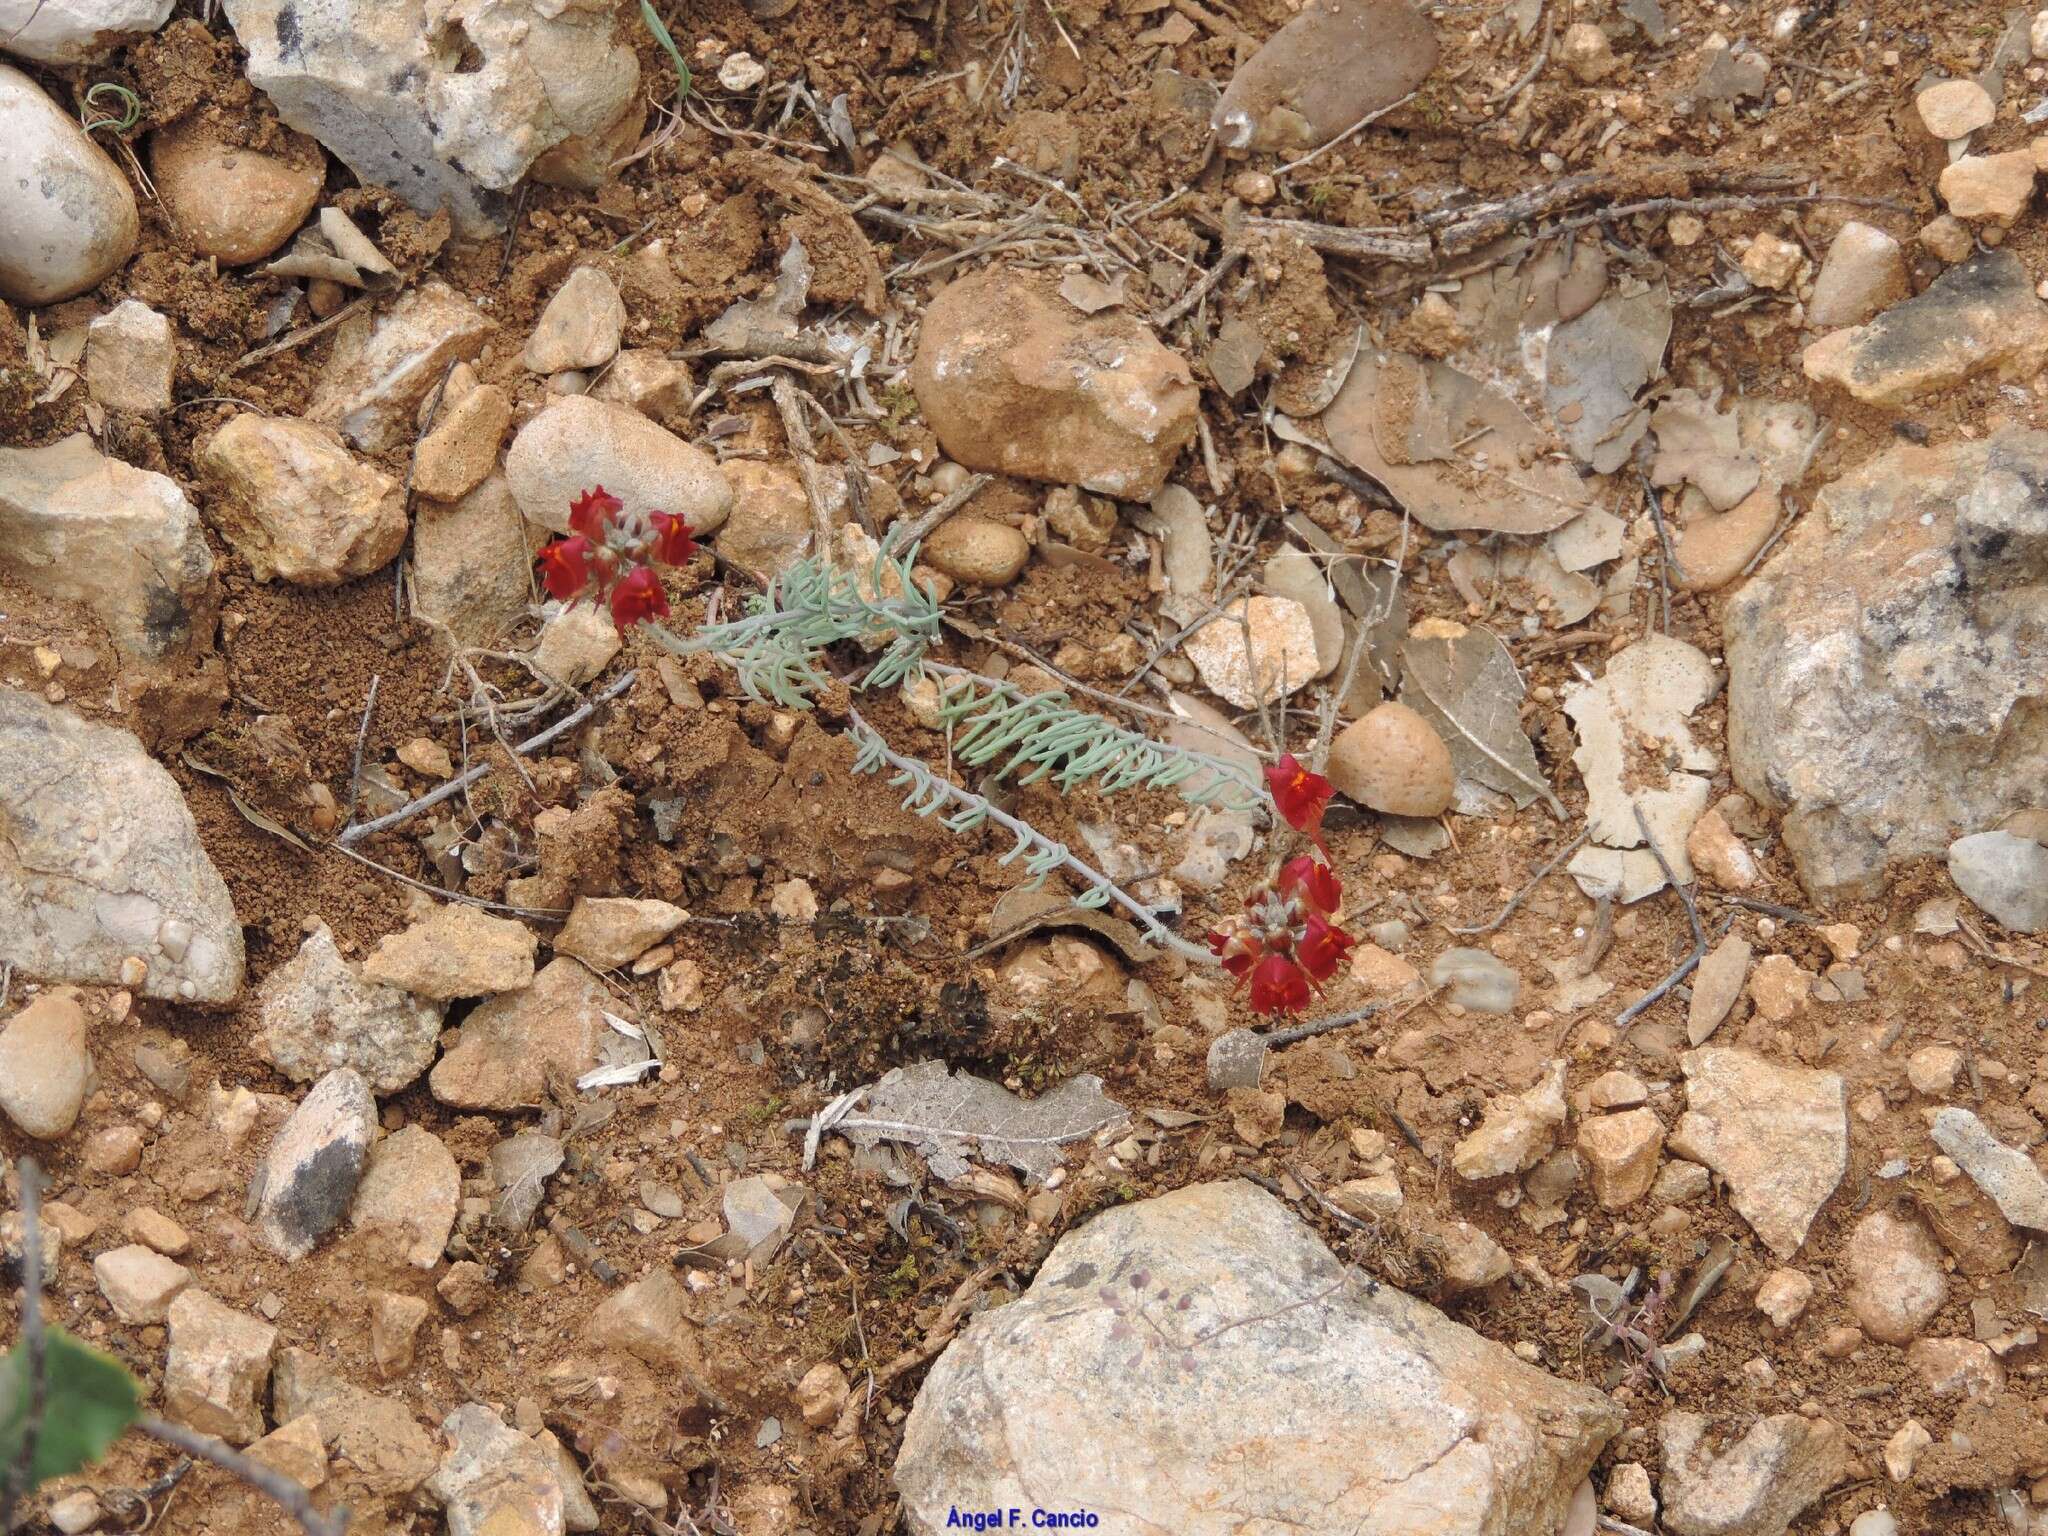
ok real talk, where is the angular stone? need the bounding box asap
[911,266,1199,501]
[351,1124,461,1269]
[1947,830,2048,933]
[1938,149,2036,222]
[414,383,513,504]
[1916,79,1995,140]
[589,350,692,426]
[506,394,732,538]
[249,1413,329,1490]
[221,0,639,235]
[413,476,540,649]
[427,1403,565,1536]
[363,904,536,1000]
[148,118,324,266]
[1658,1412,1848,1536]
[370,1290,430,1376]
[93,1243,192,1323]
[307,282,495,452]
[524,268,624,374]
[796,1363,849,1428]
[0,434,215,659]
[429,957,647,1111]
[0,64,138,304]
[1578,1108,1664,1209]
[1845,1210,1947,1344]
[723,1175,797,1261]
[552,897,688,971]
[0,993,89,1139]
[251,1068,377,1260]
[1670,1048,1847,1258]
[164,1290,277,1445]
[1755,1269,1813,1330]
[0,0,171,63]
[1806,222,1909,330]
[896,1181,1619,1535]
[200,415,407,586]
[0,689,243,1001]
[537,1432,598,1533]
[529,603,619,689]
[1907,1337,2004,1400]
[1687,935,1752,1046]
[1453,1060,1567,1179]
[257,921,446,1093]
[711,460,816,584]
[585,1267,699,1370]
[1182,595,1321,709]
[1927,1106,2048,1231]
[1801,253,2048,408]
[1726,428,2048,901]
[272,1348,438,1496]
[85,300,174,414]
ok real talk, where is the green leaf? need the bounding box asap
[0,1329,143,1489]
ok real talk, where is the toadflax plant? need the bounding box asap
[533,487,1350,988]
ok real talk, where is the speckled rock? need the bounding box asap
[0,0,172,63]
[307,281,495,453]
[1802,253,2048,407]
[257,922,446,1093]
[1327,701,1453,817]
[895,1180,1619,1536]
[251,1067,377,1260]
[163,1290,277,1445]
[85,300,175,414]
[412,383,512,503]
[911,266,1199,501]
[1577,1108,1663,1210]
[412,476,540,650]
[711,460,817,583]
[1658,1412,1848,1536]
[0,64,139,304]
[427,1403,565,1536]
[149,119,324,265]
[1845,1210,1947,1344]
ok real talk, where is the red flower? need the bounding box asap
[650,511,698,565]
[1207,927,1262,980]
[1296,914,1355,984]
[536,536,595,601]
[1277,854,1341,916]
[609,565,670,627]
[1265,754,1333,848]
[568,486,622,539]
[1248,953,1311,1017]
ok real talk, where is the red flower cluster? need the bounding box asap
[1265,753,1332,853]
[1207,853,1356,1017]
[535,486,698,628]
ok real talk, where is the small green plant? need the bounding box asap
[79,82,141,136]
[637,0,693,103]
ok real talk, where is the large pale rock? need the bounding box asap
[1947,830,2048,933]
[911,266,1199,501]
[149,119,324,265]
[273,1349,438,1496]
[428,1404,566,1536]
[1802,253,2048,407]
[505,394,732,537]
[307,281,494,452]
[257,921,446,1092]
[895,1181,1619,1535]
[429,957,649,1110]
[1182,595,1320,708]
[1938,150,2037,222]
[1844,1210,1947,1344]
[0,64,139,304]
[221,0,640,235]
[412,382,511,503]
[524,267,624,373]
[0,689,243,1002]
[1452,1060,1568,1179]
[1806,222,1909,330]
[94,1244,192,1323]
[1670,1048,1846,1258]
[0,994,89,1139]
[251,1067,377,1260]
[164,1290,277,1445]
[413,476,539,648]
[200,415,407,585]
[1658,1412,1849,1536]
[1725,429,2048,902]
[363,903,536,999]
[1212,0,1438,152]
[0,435,213,658]
[350,1124,460,1269]
[552,897,687,971]
[0,0,172,62]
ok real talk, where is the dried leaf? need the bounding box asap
[799,1059,1127,1183]
[1649,388,1759,512]
[1544,278,1672,474]
[489,1131,565,1233]
[1398,625,1560,814]
[704,235,813,354]
[259,208,400,291]
[987,885,1154,964]
[1059,271,1127,314]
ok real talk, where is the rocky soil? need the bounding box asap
[4,1,2048,1535]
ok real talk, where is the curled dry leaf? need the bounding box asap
[1397,624,1561,814]
[1544,277,1672,474]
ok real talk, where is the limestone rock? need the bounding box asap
[1182,595,1320,709]
[552,897,687,971]
[1212,0,1437,152]
[85,300,174,414]
[1725,428,2048,901]
[363,904,536,1000]
[1927,1106,2048,1231]
[413,476,540,649]
[586,1267,699,1370]
[1845,1210,1947,1344]
[1327,702,1453,818]
[1658,1412,1848,1536]
[1578,1108,1663,1209]
[530,603,620,688]
[0,993,89,1139]
[221,0,640,235]
[307,282,495,452]
[1916,79,1995,140]
[1673,484,1778,593]
[1806,222,1909,330]
[164,1290,277,1445]
[590,350,692,425]
[1452,1060,1568,1179]
[273,1348,438,1495]
[911,266,1199,501]
[1687,935,1752,1046]
[524,267,624,374]
[0,64,138,304]
[370,1291,429,1376]
[249,1415,328,1491]
[94,1243,192,1324]
[796,1363,850,1428]
[1906,1338,2004,1400]
[149,119,324,265]
[1754,1270,1813,1330]
[1801,253,2048,407]
[1938,150,2036,222]
[895,1180,1619,1536]
[0,689,243,1001]
[257,922,446,1092]
[251,1068,377,1260]
[505,394,732,537]
[0,0,172,63]
[1670,1048,1847,1258]
[429,957,649,1111]
[0,434,214,658]
[413,383,512,503]
[350,1123,461,1269]
[427,1403,565,1536]
[200,415,407,586]
[1947,830,2048,933]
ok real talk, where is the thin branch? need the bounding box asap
[770,373,841,567]
[344,674,380,826]
[1444,829,1590,936]
[886,473,992,555]
[1616,804,1708,1029]
[337,672,637,847]
[227,297,372,375]
[1258,1003,1384,1049]
[136,1417,346,1536]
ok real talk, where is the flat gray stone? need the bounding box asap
[1947,830,2048,934]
